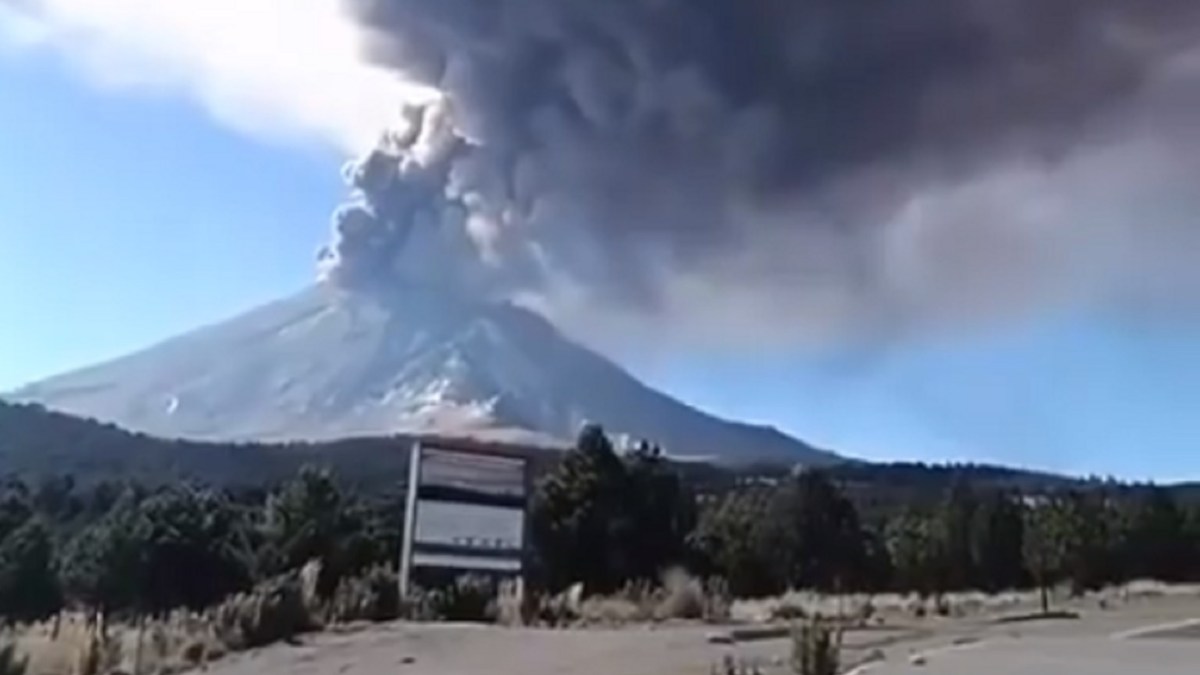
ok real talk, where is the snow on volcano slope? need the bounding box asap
[9,285,841,466]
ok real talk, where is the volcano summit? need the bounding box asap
[10,97,840,467]
[10,283,838,466]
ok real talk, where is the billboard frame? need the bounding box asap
[399,438,534,598]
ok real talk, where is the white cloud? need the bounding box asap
[0,4,50,48]
[0,0,435,153]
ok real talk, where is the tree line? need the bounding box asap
[3,424,1200,623]
[0,469,406,624]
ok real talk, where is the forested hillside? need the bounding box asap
[0,400,1138,494]
[0,401,424,488]
[3,414,1200,627]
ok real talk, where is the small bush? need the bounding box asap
[533,583,583,626]
[205,641,228,662]
[327,566,401,624]
[0,643,27,675]
[299,559,323,611]
[126,611,226,674]
[554,573,731,627]
[494,578,528,627]
[771,603,807,622]
[714,653,764,675]
[396,586,444,622]
[857,599,876,627]
[579,596,648,626]
[425,575,496,622]
[209,574,316,650]
[74,621,122,675]
[702,577,732,623]
[790,617,841,675]
[179,639,207,666]
[655,569,705,620]
[934,596,951,617]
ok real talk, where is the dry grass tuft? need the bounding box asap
[655,568,706,621]
[790,616,841,675]
[326,565,401,624]
[6,614,120,675]
[0,563,430,675]
[15,610,227,675]
[711,653,766,675]
[208,573,318,650]
[573,571,732,626]
[494,578,529,627]
[733,588,1047,626]
[178,638,206,666]
[701,577,733,623]
[534,583,584,626]
[141,612,227,674]
[428,574,497,622]
[0,642,27,675]
[579,593,650,626]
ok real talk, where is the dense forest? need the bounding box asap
[0,401,420,487]
[2,400,1180,495]
[4,402,1200,625]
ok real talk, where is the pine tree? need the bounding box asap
[532,425,631,592]
[1023,499,1067,614]
[937,479,978,590]
[970,491,1025,592]
[757,470,868,592]
[0,519,62,621]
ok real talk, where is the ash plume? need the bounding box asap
[324,0,1200,348]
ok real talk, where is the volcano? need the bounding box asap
[9,284,840,466]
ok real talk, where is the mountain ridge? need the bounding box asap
[10,284,839,466]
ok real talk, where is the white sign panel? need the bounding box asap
[420,448,526,497]
[413,501,525,550]
[400,441,531,594]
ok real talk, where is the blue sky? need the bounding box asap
[3,38,1200,481]
[0,48,339,384]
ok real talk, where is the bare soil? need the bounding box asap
[199,589,1200,675]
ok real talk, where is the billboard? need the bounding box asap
[400,441,532,593]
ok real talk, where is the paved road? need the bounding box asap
[203,623,740,675]
[200,595,1200,675]
[868,635,1200,675]
[861,609,1200,675]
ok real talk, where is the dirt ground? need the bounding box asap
[199,589,1200,675]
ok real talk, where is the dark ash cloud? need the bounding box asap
[323,0,1200,348]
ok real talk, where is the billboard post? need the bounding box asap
[399,440,423,599]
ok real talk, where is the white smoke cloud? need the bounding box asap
[0,0,434,152]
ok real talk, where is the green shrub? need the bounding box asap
[433,574,496,622]
[790,617,841,675]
